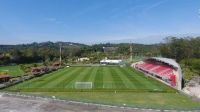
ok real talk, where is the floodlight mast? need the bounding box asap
[59,43,62,66]
[103,47,105,53]
[130,42,133,62]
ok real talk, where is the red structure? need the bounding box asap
[31,68,41,75]
[133,57,183,90]
[135,62,176,87]
[31,67,49,76]
[51,62,61,70]
[0,75,11,83]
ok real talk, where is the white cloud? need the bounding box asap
[69,2,108,19]
[109,5,146,19]
[43,17,63,24]
[198,8,200,18]
[141,0,169,16]
[148,0,168,10]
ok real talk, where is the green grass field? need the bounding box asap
[4,66,200,109]
[0,65,24,76]
[30,92,200,110]
[6,66,173,91]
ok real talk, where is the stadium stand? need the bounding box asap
[133,57,183,90]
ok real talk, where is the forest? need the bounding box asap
[0,41,160,65]
[0,36,199,80]
[160,36,200,80]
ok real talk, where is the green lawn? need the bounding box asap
[4,66,200,110]
[6,66,173,91]
[28,92,200,110]
[0,65,24,76]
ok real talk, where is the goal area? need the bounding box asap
[75,82,93,89]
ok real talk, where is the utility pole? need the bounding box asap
[59,43,62,66]
[103,47,105,53]
[130,42,133,62]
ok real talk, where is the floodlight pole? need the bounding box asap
[59,43,62,66]
[130,42,133,62]
[103,46,106,59]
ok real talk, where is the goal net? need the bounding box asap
[75,82,93,89]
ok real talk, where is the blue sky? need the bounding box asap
[0,0,200,44]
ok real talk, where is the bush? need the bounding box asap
[180,58,200,80]
[181,59,200,73]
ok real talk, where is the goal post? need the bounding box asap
[75,82,93,89]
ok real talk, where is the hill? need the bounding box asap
[0,41,160,65]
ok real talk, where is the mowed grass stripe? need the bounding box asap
[6,66,171,91]
[118,67,147,89]
[63,67,86,88]
[94,67,103,89]
[113,67,135,89]
[32,68,74,88]
[44,67,83,88]
[88,67,99,82]
[109,67,126,89]
[68,67,92,84]
[132,68,172,90]
[11,69,67,89]
[103,67,115,89]
[130,68,172,90]
[38,67,79,88]
[81,67,94,81]
[125,67,163,90]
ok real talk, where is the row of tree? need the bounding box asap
[1,37,199,65]
[160,36,200,80]
[160,36,200,62]
[0,42,160,65]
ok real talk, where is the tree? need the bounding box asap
[160,37,200,62]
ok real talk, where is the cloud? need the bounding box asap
[198,8,200,18]
[147,0,168,10]
[109,5,146,19]
[141,0,169,16]
[69,2,108,19]
[43,17,63,24]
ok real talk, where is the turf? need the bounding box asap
[29,92,200,110]
[3,66,200,109]
[0,65,24,76]
[6,66,173,91]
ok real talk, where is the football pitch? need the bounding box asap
[6,66,173,92]
[4,66,200,109]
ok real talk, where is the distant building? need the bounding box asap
[77,57,90,62]
[0,75,11,83]
[100,59,123,65]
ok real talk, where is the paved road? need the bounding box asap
[0,93,194,112]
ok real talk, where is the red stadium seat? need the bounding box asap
[135,61,176,87]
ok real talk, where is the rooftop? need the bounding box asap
[149,57,180,69]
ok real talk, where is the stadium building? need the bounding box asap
[100,59,123,65]
[0,75,11,83]
[133,57,183,90]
